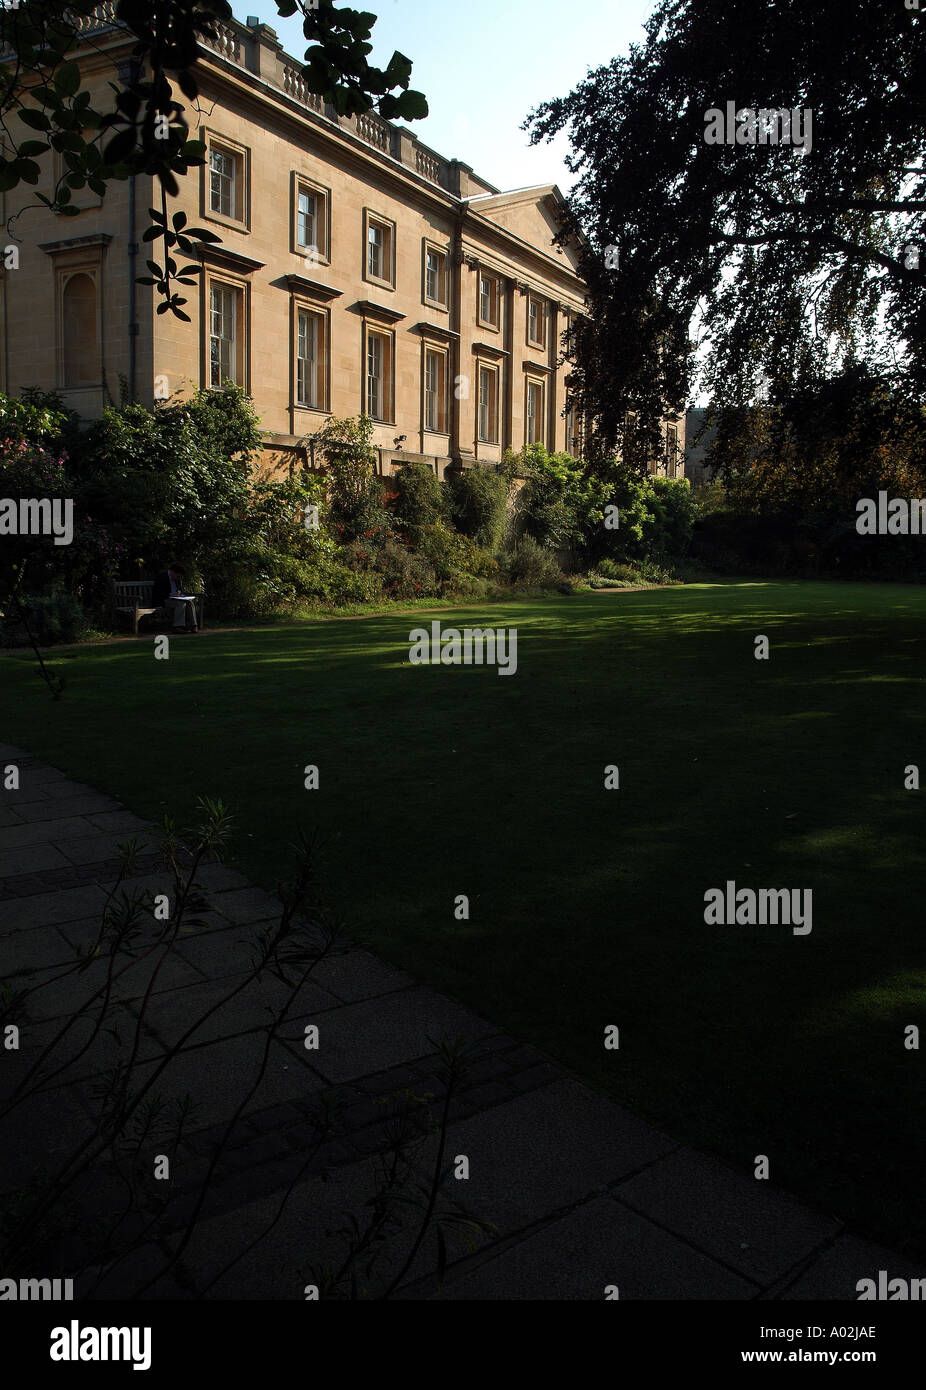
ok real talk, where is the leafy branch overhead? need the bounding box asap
[527,0,926,463]
[0,1,428,319]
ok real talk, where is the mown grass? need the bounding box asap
[2,579,925,1252]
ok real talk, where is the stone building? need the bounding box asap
[1,7,585,479]
[0,5,684,481]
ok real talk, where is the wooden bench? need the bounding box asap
[112,581,204,635]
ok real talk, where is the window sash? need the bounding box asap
[527,382,543,445]
[480,276,494,324]
[209,149,236,218]
[297,190,317,250]
[478,367,496,442]
[368,223,386,279]
[426,250,442,302]
[529,298,543,344]
[367,333,385,419]
[210,284,238,386]
[297,310,319,407]
[425,350,444,432]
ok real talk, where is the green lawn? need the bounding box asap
[3,580,925,1253]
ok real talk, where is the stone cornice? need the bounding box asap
[198,244,266,275]
[285,274,343,302]
[38,233,113,255]
[351,300,406,324]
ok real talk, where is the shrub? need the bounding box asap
[391,461,449,547]
[313,414,392,542]
[448,465,508,548]
[341,535,436,599]
[503,535,564,587]
[419,520,498,590]
[0,586,85,646]
[74,384,262,570]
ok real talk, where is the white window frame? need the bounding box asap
[527,295,546,348]
[364,211,395,289]
[209,281,241,388]
[479,273,499,329]
[365,327,393,422]
[424,347,447,433]
[297,308,321,409]
[478,364,498,443]
[209,146,236,218]
[526,378,545,447]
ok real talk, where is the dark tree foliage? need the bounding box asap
[527,0,926,464]
[0,1,426,318]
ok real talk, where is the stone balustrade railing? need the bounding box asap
[282,65,323,113]
[355,112,390,153]
[199,21,240,63]
[415,148,442,185]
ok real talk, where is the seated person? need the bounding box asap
[152,563,198,632]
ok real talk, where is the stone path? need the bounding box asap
[1,743,919,1300]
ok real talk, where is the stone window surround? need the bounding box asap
[291,171,331,265]
[201,129,251,234]
[363,208,396,292]
[421,340,449,436]
[421,239,449,311]
[202,271,250,392]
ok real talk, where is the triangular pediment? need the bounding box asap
[466,186,583,273]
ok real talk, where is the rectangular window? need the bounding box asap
[368,223,383,279]
[297,308,322,409]
[478,365,498,443]
[425,246,446,305]
[292,177,329,261]
[366,329,392,421]
[209,147,237,219]
[365,214,395,286]
[209,283,241,387]
[665,423,678,477]
[298,190,317,250]
[527,295,545,348]
[479,274,499,328]
[424,348,447,433]
[526,379,545,446]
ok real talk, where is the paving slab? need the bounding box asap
[0,814,102,847]
[0,883,110,930]
[772,1233,926,1301]
[427,1197,758,1301]
[141,974,342,1050]
[405,1078,679,1237]
[0,842,72,877]
[13,793,123,822]
[131,1033,326,1130]
[277,985,498,1083]
[615,1146,840,1286]
[55,832,159,864]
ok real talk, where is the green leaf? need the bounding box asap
[18,159,41,185]
[384,51,413,89]
[172,210,188,230]
[142,226,163,242]
[187,227,223,244]
[19,109,51,132]
[54,62,81,97]
[391,89,428,121]
[18,141,50,157]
